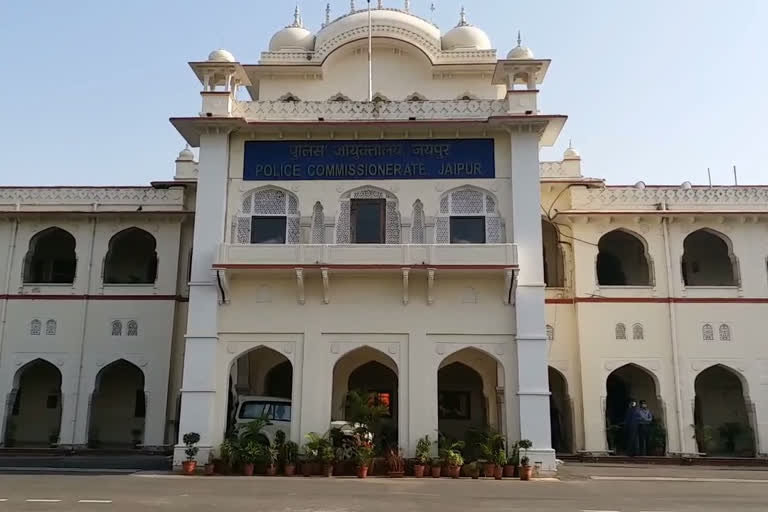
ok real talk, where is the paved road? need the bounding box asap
[0,465,766,511]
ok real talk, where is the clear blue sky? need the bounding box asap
[1,1,765,186]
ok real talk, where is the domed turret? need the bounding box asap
[269,6,316,52]
[177,145,195,162]
[563,141,581,161]
[442,7,492,51]
[208,49,236,62]
[507,31,534,59]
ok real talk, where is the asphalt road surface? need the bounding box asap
[0,464,766,511]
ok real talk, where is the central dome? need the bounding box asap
[442,8,492,51]
[269,6,316,52]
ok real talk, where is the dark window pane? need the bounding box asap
[12,390,21,416]
[46,394,58,409]
[134,390,146,418]
[251,216,287,244]
[450,217,485,244]
[351,199,385,244]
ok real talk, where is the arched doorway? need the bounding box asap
[88,360,145,448]
[694,365,756,456]
[437,348,502,460]
[103,228,158,284]
[682,229,737,286]
[332,347,398,452]
[23,227,77,284]
[548,367,573,454]
[605,364,665,455]
[4,359,62,447]
[228,347,293,443]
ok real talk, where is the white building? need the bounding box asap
[0,4,765,471]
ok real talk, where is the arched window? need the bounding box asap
[310,202,325,244]
[411,200,425,244]
[126,320,138,337]
[233,187,300,244]
[597,230,651,286]
[336,187,400,244]
[546,325,554,341]
[719,324,731,342]
[23,227,77,284]
[682,229,737,286]
[542,219,564,287]
[632,323,644,341]
[45,320,57,336]
[702,324,714,341]
[111,320,123,337]
[30,319,41,336]
[615,323,627,340]
[103,228,158,284]
[436,187,502,244]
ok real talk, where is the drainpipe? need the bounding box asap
[70,214,98,448]
[660,201,686,453]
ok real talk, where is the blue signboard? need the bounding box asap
[243,139,495,181]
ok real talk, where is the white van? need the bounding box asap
[234,396,291,445]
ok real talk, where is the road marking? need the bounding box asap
[581,510,620,512]
[0,499,7,502]
[79,500,113,504]
[26,499,62,503]
[591,475,768,484]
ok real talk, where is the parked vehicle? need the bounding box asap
[235,396,291,445]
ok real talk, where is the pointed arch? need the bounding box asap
[23,227,77,284]
[310,201,325,244]
[5,358,62,447]
[278,92,300,102]
[89,359,145,448]
[411,199,425,244]
[435,186,502,244]
[548,366,573,453]
[371,92,390,103]
[233,186,301,244]
[336,186,400,244]
[682,228,738,286]
[597,229,652,286]
[542,218,565,287]
[104,227,158,284]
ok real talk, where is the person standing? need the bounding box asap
[637,400,654,456]
[623,399,639,456]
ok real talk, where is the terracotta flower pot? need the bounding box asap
[520,465,533,481]
[431,466,442,478]
[448,465,460,479]
[323,464,333,477]
[182,461,197,475]
[266,464,277,476]
[204,463,215,476]
[242,463,255,477]
[213,459,227,475]
[388,471,404,478]
[302,462,312,477]
[494,465,503,480]
[413,464,425,478]
[484,463,496,478]
[284,464,296,476]
[356,465,369,479]
[503,465,515,478]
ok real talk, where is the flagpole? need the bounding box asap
[367,0,373,101]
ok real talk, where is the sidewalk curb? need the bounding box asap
[590,475,768,484]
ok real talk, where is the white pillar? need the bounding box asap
[510,132,556,473]
[408,331,437,455]
[174,131,230,465]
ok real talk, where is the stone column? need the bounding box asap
[408,331,438,456]
[509,132,556,473]
[174,130,230,465]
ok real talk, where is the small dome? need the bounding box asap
[507,31,534,59]
[442,8,492,51]
[681,181,693,190]
[208,49,236,62]
[177,145,195,161]
[269,6,315,52]
[634,181,646,189]
[563,144,581,161]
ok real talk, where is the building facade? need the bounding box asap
[0,4,765,470]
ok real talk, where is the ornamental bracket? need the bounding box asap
[321,267,330,304]
[427,268,436,305]
[401,267,410,305]
[295,268,305,305]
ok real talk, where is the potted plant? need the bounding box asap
[282,440,299,476]
[354,443,375,478]
[204,453,215,476]
[131,428,143,449]
[492,448,506,480]
[429,457,441,478]
[413,435,430,478]
[516,439,532,476]
[320,444,335,477]
[649,420,667,456]
[519,456,533,481]
[303,432,325,476]
[440,440,465,479]
[265,446,279,476]
[239,441,262,476]
[478,431,505,478]
[503,441,518,478]
[464,461,480,479]
[386,447,405,478]
[182,432,200,475]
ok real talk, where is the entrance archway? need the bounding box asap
[605,364,665,455]
[332,347,398,452]
[88,360,145,448]
[228,347,293,442]
[694,365,756,456]
[437,348,502,459]
[548,367,573,454]
[4,359,62,447]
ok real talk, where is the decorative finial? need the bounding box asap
[405,0,411,12]
[324,2,331,26]
[291,4,304,28]
[568,139,573,149]
[458,6,468,26]
[517,30,522,47]
[350,0,356,13]
[430,2,436,22]
[378,0,383,8]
